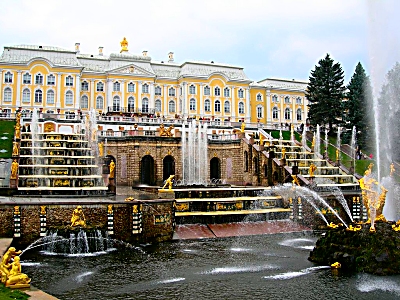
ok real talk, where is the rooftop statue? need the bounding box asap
[120,37,128,53]
[71,205,86,227]
[160,124,174,137]
[240,123,245,133]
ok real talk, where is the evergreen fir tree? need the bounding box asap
[344,62,374,151]
[305,54,346,133]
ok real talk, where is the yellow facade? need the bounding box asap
[0,42,308,125]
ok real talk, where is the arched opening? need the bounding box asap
[163,155,175,181]
[141,155,155,185]
[210,157,221,180]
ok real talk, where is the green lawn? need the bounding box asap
[0,120,15,158]
[0,284,30,300]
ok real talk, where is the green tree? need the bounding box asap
[344,62,374,150]
[306,54,346,133]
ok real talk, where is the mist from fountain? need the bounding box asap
[301,127,307,148]
[350,126,357,172]
[336,127,341,161]
[314,125,320,170]
[181,120,208,186]
[324,129,328,158]
[382,176,400,221]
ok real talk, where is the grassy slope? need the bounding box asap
[0,120,15,158]
[0,284,30,300]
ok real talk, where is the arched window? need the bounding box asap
[35,73,43,85]
[35,89,43,103]
[284,96,290,104]
[113,81,120,92]
[22,88,30,103]
[155,99,161,112]
[297,108,302,121]
[155,86,161,95]
[65,75,73,86]
[272,107,279,119]
[238,89,244,98]
[65,91,73,105]
[23,73,31,84]
[189,84,196,94]
[142,97,149,113]
[204,86,210,96]
[204,99,211,112]
[128,82,135,93]
[47,90,55,104]
[224,101,230,113]
[168,87,175,96]
[285,108,291,120]
[47,74,55,85]
[142,83,149,93]
[214,100,221,112]
[224,87,230,97]
[128,96,135,112]
[113,96,120,111]
[214,86,221,96]
[272,95,278,103]
[238,102,244,114]
[189,98,196,111]
[296,97,302,104]
[257,93,262,101]
[81,95,89,109]
[3,87,12,102]
[96,82,104,92]
[257,105,263,118]
[81,81,89,91]
[96,96,103,109]
[4,72,13,83]
[168,100,175,113]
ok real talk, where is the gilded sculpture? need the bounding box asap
[240,122,245,133]
[98,141,104,157]
[0,247,30,288]
[12,141,19,156]
[71,205,86,227]
[10,159,18,179]
[281,147,286,159]
[14,123,21,140]
[160,124,174,137]
[120,37,128,52]
[109,160,115,179]
[162,175,175,190]
[390,162,395,177]
[309,163,317,177]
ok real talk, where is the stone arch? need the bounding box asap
[140,155,155,185]
[163,155,175,181]
[210,157,221,180]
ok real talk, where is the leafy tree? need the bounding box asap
[344,62,374,150]
[306,54,346,133]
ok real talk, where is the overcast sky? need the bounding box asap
[0,0,399,92]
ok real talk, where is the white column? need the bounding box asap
[107,79,113,112]
[199,83,204,116]
[16,71,22,107]
[90,79,95,109]
[280,96,284,122]
[138,81,142,112]
[182,82,187,117]
[231,86,236,121]
[75,74,81,109]
[121,80,125,111]
[163,85,168,117]
[149,82,154,113]
[0,70,2,104]
[303,96,307,123]
[292,96,296,124]
[266,90,271,123]
[56,73,62,109]
[245,88,250,122]
[176,85,181,115]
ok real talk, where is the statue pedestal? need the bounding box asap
[158,189,175,199]
[7,283,30,289]
[10,178,17,189]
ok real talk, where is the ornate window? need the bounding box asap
[142,97,149,113]
[297,108,302,121]
[155,86,161,95]
[238,101,244,114]
[46,90,55,104]
[142,83,149,94]
[284,96,291,104]
[214,100,221,112]
[3,87,12,102]
[238,89,244,98]
[285,108,291,120]
[4,72,13,83]
[224,100,230,113]
[65,91,73,105]
[113,81,120,92]
[257,105,263,118]
[96,82,104,92]
[128,82,135,93]
[47,74,55,85]
[34,89,43,103]
[256,93,262,101]
[81,81,89,91]
[23,73,31,84]
[189,98,196,111]
[168,100,175,113]
[96,96,103,109]
[168,87,175,97]
[22,88,30,103]
[113,96,120,111]
[81,95,89,109]
[128,96,135,112]
[204,86,210,96]
[155,99,161,112]
[224,87,230,97]
[65,75,74,86]
[272,107,279,119]
[214,87,221,96]
[35,73,43,85]
[204,99,211,112]
[272,95,278,103]
[189,84,196,94]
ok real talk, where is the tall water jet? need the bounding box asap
[301,127,307,148]
[336,127,341,161]
[324,128,328,158]
[350,126,357,173]
[314,125,320,167]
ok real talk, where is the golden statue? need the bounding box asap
[336,149,340,161]
[14,123,21,140]
[259,134,264,146]
[5,256,31,287]
[107,204,113,214]
[390,163,395,177]
[292,175,301,186]
[109,160,115,179]
[160,124,174,137]
[281,147,286,159]
[309,163,317,177]
[240,122,245,133]
[162,175,175,190]
[0,247,22,284]
[98,141,104,157]
[71,206,86,227]
[10,159,18,179]
[311,135,315,149]
[12,141,19,156]
[120,37,128,53]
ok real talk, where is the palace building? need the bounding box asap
[0,38,308,125]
